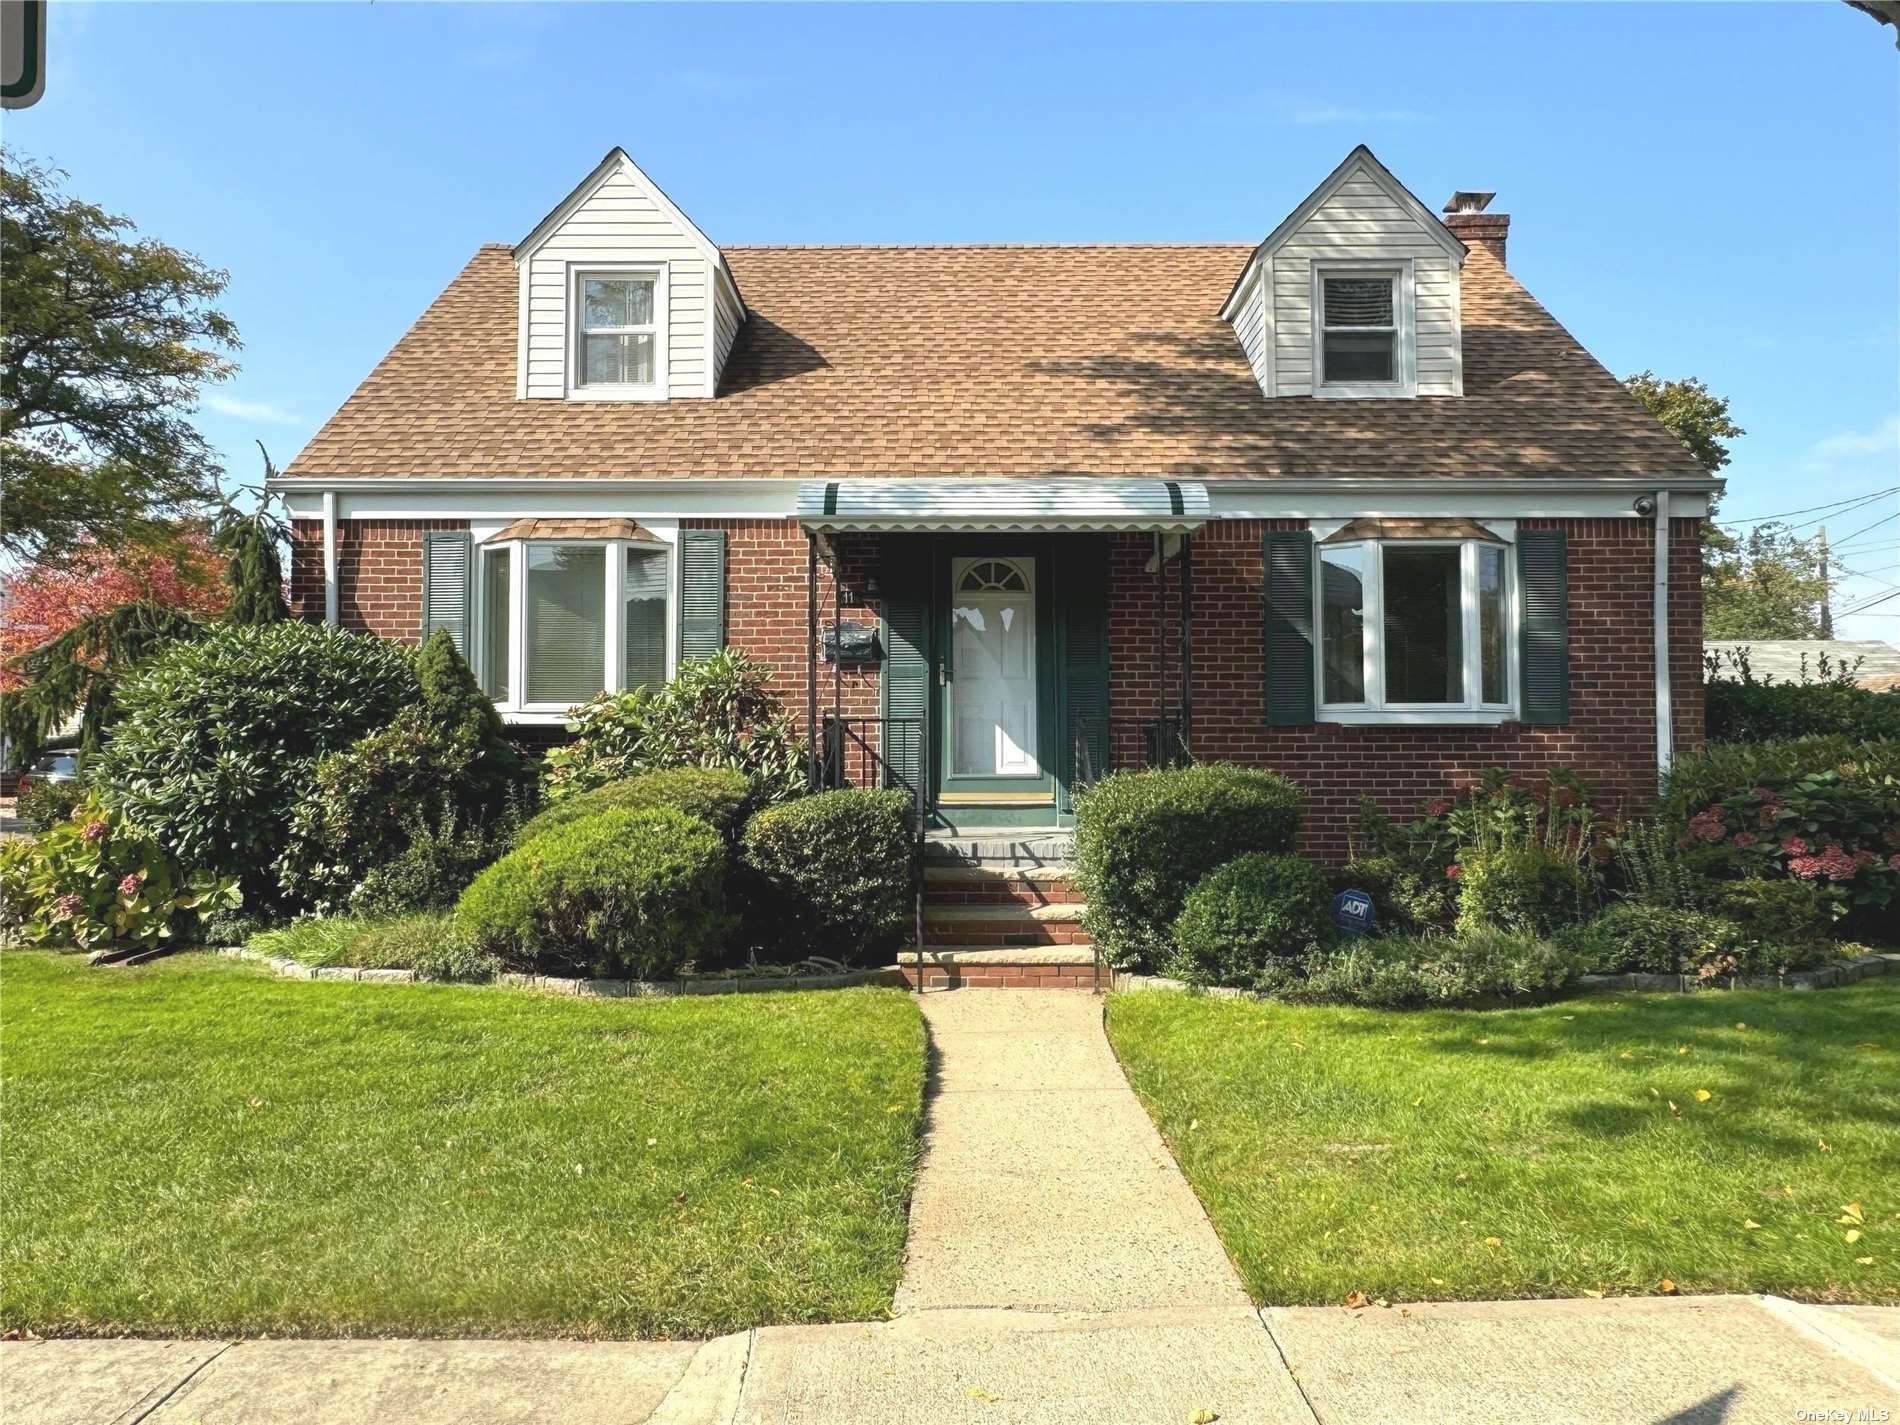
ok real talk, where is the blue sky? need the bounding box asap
[9,2,1898,633]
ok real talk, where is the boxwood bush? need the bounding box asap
[93,623,417,913]
[1075,764,1304,969]
[1169,853,1332,989]
[516,767,753,847]
[457,807,729,980]
[1454,845,1590,938]
[739,788,916,963]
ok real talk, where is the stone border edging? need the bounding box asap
[212,945,908,996]
[1115,951,1900,999]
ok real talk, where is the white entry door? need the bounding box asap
[950,557,1039,778]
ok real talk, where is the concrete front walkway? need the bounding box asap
[6,988,1898,1424]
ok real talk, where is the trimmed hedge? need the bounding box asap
[516,767,754,847]
[1454,845,1590,938]
[1705,677,1900,745]
[1169,853,1332,989]
[457,808,729,979]
[1076,765,1304,969]
[739,789,916,964]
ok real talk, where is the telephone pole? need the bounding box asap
[1818,525,1834,638]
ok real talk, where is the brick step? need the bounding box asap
[923,865,1083,908]
[920,902,1091,947]
[894,944,1101,991]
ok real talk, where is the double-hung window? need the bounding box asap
[1315,266,1412,397]
[573,270,663,396]
[477,534,671,713]
[1317,535,1513,721]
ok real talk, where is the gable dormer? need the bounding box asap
[1221,145,1467,400]
[514,149,746,402]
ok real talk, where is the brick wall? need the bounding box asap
[1109,517,1705,861]
[288,518,470,641]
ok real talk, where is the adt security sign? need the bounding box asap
[2,0,46,110]
[1331,888,1376,938]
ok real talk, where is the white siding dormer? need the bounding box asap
[1221,146,1465,401]
[515,149,745,401]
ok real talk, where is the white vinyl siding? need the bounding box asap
[712,274,743,393]
[1231,266,1271,390]
[521,166,713,401]
[1266,161,1462,399]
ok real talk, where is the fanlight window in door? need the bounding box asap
[957,559,1028,594]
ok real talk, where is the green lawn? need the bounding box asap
[1107,980,1900,1307]
[0,952,925,1339]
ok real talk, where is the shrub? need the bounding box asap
[739,789,916,963]
[1560,903,1742,975]
[1709,878,1839,949]
[516,767,754,847]
[1660,737,1900,935]
[1290,930,1584,1008]
[350,799,517,919]
[17,777,84,833]
[0,795,239,951]
[1334,854,1456,938]
[93,622,416,912]
[1704,648,1900,744]
[199,909,267,948]
[1454,845,1590,937]
[1075,765,1304,969]
[545,649,804,804]
[414,629,533,817]
[1169,853,1332,989]
[255,911,499,982]
[457,808,729,979]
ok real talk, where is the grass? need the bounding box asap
[0,951,925,1339]
[1106,979,1900,1307]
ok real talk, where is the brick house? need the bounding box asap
[278,145,1713,868]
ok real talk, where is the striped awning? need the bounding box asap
[795,480,1210,534]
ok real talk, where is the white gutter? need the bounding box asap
[1653,489,1672,787]
[322,490,339,627]
[267,475,1724,496]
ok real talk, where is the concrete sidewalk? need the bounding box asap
[5,988,1897,1424]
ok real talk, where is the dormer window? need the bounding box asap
[570,268,667,399]
[1316,266,1413,397]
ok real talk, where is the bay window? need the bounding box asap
[477,534,671,713]
[1316,536,1514,720]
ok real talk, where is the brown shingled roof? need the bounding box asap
[285,243,1710,484]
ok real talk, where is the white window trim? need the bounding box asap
[1316,537,1516,725]
[474,536,674,718]
[1311,261,1416,400]
[567,263,669,401]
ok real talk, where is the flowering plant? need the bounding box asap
[0,795,239,951]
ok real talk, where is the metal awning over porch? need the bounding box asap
[795,479,1211,534]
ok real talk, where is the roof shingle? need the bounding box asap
[285,243,1710,484]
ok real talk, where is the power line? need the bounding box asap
[1830,510,1900,548]
[1715,484,1900,530]
[1836,585,1900,618]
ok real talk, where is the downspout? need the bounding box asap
[1652,490,1673,790]
[322,490,339,627]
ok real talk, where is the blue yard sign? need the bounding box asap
[1331,888,1376,938]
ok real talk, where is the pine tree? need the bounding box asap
[416,628,530,815]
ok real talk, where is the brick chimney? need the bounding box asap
[1442,191,1508,266]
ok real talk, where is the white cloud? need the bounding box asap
[1800,415,1900,472]
[204,393,303,426]
[1285,103,1432,126]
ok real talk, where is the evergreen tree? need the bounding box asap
[416,628,530,815]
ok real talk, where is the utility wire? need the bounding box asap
[1829,509,1900,549]
[1714,484,1900,530]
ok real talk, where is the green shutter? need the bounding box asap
[1262,530,1316,727]
[678,529,727,662]
[1517,528,1570,726]
[623,546,668,691]
[879,536,929,800]
[421,530,472,655]
[1056,535,1110,813]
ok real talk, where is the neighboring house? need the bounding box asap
[275,145,1714,860]
[1705,639,1900,690]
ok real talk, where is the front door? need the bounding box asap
[949,557,1039,778]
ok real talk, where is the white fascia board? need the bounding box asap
[514,149,742,313]
[1219,144,1466,321]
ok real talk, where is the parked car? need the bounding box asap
[18,751,80,789]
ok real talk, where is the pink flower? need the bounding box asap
[1790,855,1824,881]
[1424,797,1454,818]
[82,819,108,842]
[1853,849,1877,869]
[1820,844,1860,883]
[1782,836,1810,857]
[1890,854,1900,873]
[1751,787,1780,806]
[53,893,84,919]
[1687,810,1726,843]
[1731,831,1759,848]
[117,873,143,898]
[1445,863,1464,881]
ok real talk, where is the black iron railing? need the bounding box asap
[818,715,929,988]
[1069,714,1189,789]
